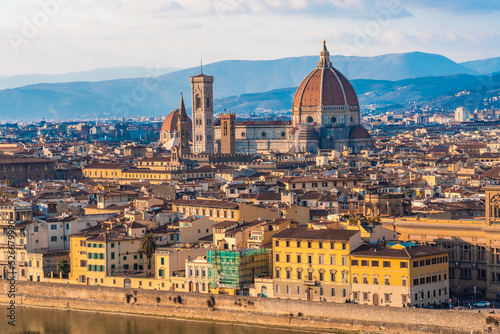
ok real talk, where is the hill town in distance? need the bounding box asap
[3,40,500,333]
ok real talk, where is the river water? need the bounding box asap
[1,306,308,334]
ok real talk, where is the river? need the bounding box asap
[1,306,310,334]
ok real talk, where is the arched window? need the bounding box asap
[195,95,201,109]
[206,97,210,108]
[307,116,314,123]
[223,121,228,136]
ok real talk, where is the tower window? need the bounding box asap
[195,95,201,109]
[206,97,210,108]
[261,132,266,137]
[224,121,228,136]
[281,132,286,137]
[306,116,314,123]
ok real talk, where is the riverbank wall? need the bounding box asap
[1,281,499,333]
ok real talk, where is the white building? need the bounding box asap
[455,107,470,122]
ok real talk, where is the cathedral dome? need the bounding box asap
[293,41,358,108]
[349,125,371,140]
[161,109,192,133]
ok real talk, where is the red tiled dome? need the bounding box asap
[161,109,192,133]
[349,126,371,139]
[293,42,359,108]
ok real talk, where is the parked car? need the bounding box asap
[474,301,490,307]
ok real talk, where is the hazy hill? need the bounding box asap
[0,67,181,90]
[215,73,500,115]
[461,57,500,75]
[0,51,487,120]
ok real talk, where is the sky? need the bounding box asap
[0,0,499,76]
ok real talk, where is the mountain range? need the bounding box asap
[1,52,500,121]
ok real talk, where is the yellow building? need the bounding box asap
[271,227,362,302]
[171,199,239,222]
[69,232,143,285]
[83,163,217,185]
[379,186,500,300]
[350,242,449,308]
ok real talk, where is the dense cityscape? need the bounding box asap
[2,1,500,333]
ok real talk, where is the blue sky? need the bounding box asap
[0,0,499,76]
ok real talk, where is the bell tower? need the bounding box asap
[190,66,214,154]
[177,95,190,158]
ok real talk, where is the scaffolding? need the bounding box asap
[207,248,270,290]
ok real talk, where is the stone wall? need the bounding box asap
[1,281,499,333]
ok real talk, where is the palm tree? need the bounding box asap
[56,259,70,278]
[140,233,157,270]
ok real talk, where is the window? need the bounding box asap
[342,257,347,266]
[384,293,391,303]
[275,254,280,262]
[362,276,368,284]
[361,260,369,267]
[342,243,346,250]
[297,255,302,263]
[161,258,164,265]
[111,252,115,260]
[275,269,280,279]
[286,240,290,247]
[297,270,302,280]
[275,240,279,247]
[413,278,419,286]
[351,259,359,266]
[371,260,379,267]
[373,277,379,285]
[363,292,369,301]
[331,288,335,297]
[330,256,335,265]
[319,272,324,281]
[51,225,57,230]
[383,261,391,268]
[413,261,418,268]
[297,241,301,247]
[319,242,323,249]
[276,285,279,293]
[51,236,57,242]
[402,278,407,286]
[400,262,408,268]
[353,276,358,284]
[330,272,335,282]
[353,292,358,300]
[307,241,312,248]
[384,277,390,285]
[318,255,323,265]
[287,285,290,294]
[308,255,312,264]
[286,254,291,263]
[402,295,407,304]
[286,271,291,279]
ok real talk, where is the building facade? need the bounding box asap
[191,73,215,154]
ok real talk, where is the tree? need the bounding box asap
[367,216,381,225]
[140,233,157,270]
[56,259,70,278]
